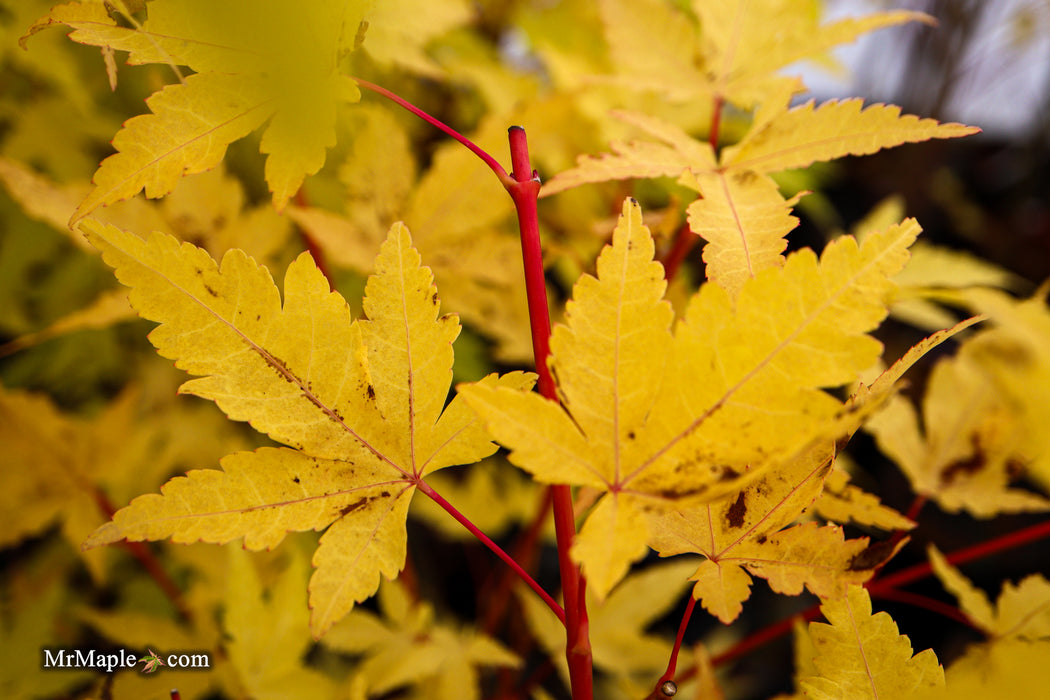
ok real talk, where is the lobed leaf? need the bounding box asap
[81,219,528,636]
[684,169,801,297]
[465,201,919,598]
[801,586,944,699]
[722,99,980,175]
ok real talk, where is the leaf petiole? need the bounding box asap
[415,479,565,624]
[352,76,511,185]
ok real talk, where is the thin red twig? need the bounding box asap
[870,517,1050,594]
[657,595,696,692]
[354,77,511,185]
[661,221,699,283]
[416,480,564,624]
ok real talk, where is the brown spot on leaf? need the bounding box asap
[940,435,987,485]
[339,498,370,517]
[366,384,376,401]
[726,492,747,529]
[204,284,219,298]
[719,467,740,482]
[940,453,984,485]
[848,540,896,571]
[292,476,300,484]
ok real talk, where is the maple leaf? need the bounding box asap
[647,448,890,623]
[0,383,145,581]
[79,219,532,636]
[812,465,916,533]
[801,585,944,699]
[322,579,519,700]
[866,350,1050,517]
[291,107,540,361]
[543,101,976,299]
[26,0,368,220]
[462,199,920,599]
[225,548,336,698]
[597,0,929,106]
[953,288,1050,490]
[928,546,1050,641]
[138,649,165,674]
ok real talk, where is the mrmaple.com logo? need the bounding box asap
[42,647,210,673]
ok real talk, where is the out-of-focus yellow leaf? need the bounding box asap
[27,0,368,219]
[225,548,336,699]
[801,585,944,699]
[867,350,1050,517]
[928,546,1050,640]
[323,579,518,700]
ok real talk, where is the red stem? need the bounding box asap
[416,480,564,624]
[354,77,594,696]
[657,595,696,692]
[870,588,976,628]
[506,125,593,699]
[661,222,698,283]
[353,77,511,185]
[293,189,333,286]
[710,95,724,151]
[870,517,1050,594]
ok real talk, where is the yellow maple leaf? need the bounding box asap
[0,384,145,581]
[323,579,519,700]
[596,0,927,107]
[955,288,1050,489]
[648,448,885,623]
[866,350,1050,517]
[225,548,336,698]
[918,544,1050,699]
[543,102,973,300]
[813,465,916,533]
[291,107,537,361]
[928,545,1050,640]
[462,199,919,599]
[26,0,368,220]
[79,219,531,636]
[801,585,945,699]
[721,99,979,175]
[690,1,930,109]
[683,169,802,297]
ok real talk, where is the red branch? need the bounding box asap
[506,125,593,699]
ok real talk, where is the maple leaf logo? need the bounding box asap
[139,649,165,674]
